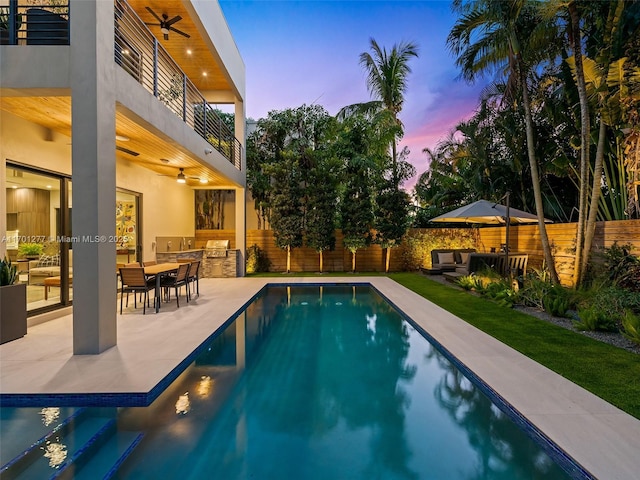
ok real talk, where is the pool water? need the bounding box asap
[1,285,579,479]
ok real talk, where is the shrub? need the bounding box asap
[456,275,476,291]
[542,284,573,318]
[518,268,555,310]
[588,242,640,291]
[456,273,517,308]
[246,244,271,273]
[0,257,18,286]
[581,286,640,317]
[622,311,640,346]
[574,306,619,332]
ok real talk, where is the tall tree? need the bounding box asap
[306,159,339,273]
[250,105,334,272]
[358,38,419,185]
[338,38,419,187]
[337,115,378,272]
[267,153,304,273]
[448,0,560,283]
[375,147,416,272]
[573,0,639,284]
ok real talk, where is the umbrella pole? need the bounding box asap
[505,192,510,280]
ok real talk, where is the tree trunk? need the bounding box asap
[581,120,608,281]
[520,68,560,283]
[319,250,324,273]
[385,247,391,273]
[569,1,590,287]
[286,245,291,273]
[352,250,357,273]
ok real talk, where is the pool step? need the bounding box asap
[0,410,114,480]
[0,407,83,468]
[0,408,87,478]
[54,427,144,480]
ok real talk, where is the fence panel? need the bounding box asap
[194,220,640,283]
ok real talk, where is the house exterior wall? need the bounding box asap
[0,0,246,353]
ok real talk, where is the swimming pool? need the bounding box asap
[1,285,588,479]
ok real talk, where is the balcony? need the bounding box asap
[115,0,241,170]
[1,0,242,170]
[0,2,70,46]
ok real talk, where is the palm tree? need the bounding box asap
[341,38,419,186]
[448,0,560,283]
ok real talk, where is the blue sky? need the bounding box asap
[219,0,488,189]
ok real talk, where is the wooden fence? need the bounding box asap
[477,219,640,286]
[196,219,640,285]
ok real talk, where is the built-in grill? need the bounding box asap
[205,239,229,258]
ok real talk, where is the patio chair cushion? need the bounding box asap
[459,251,471,265]
[437,252,455,265]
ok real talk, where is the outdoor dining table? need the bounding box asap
[143,262,181,313]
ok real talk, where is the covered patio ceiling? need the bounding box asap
[0,95,238,188]
[126,0,234,97]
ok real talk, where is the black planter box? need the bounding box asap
[0,283,27,344]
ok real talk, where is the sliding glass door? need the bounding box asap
[5,163,72,313]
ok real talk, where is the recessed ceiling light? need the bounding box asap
[202,72,207,77]
[12,185,17,189]
[116,135,130,142]
[46,185,52,189]
[186,49,192,55]
[199,177,208,184]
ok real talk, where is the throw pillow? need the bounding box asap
[437,252,455,265]
[459,252,470,264]
[36,255,52,267]
[50,253,60,266]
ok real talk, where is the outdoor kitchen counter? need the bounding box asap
[155,249,204,264]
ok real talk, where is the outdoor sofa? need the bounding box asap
[426,248,476,274]
[28,250,73,285]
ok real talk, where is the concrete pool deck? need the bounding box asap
[1,276,639,479]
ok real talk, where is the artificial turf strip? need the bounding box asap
[389,272,640,420]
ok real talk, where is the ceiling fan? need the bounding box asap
[144,7,190,41]
[158,167,207,184]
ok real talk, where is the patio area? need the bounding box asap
[1,276,640,479]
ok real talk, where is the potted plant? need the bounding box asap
[0,256,27,344]
[18,242,43,260]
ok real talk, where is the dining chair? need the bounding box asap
[143,260,157,266]
[186,260,200,300]
[124,262,141,268]
[119,267,156,314]
[160,263,190,308]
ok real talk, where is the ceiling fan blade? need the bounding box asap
[145,6,162,23]
[170,27,190,38]
[144,22,161,27]
[116,145,140,157]
[165,15,182,27]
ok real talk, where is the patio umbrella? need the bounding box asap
[430,195,551,275]
[429,198,545,225]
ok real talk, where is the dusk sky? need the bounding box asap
[219,0,489,190]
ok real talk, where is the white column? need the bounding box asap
[70,0,117,354]
[234,99,246,276]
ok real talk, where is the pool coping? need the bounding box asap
[1,276,640,479]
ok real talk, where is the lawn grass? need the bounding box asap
[389,272,640,420]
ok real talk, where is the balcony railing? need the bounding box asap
[114,0,242,170]
[0,1,70,45]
